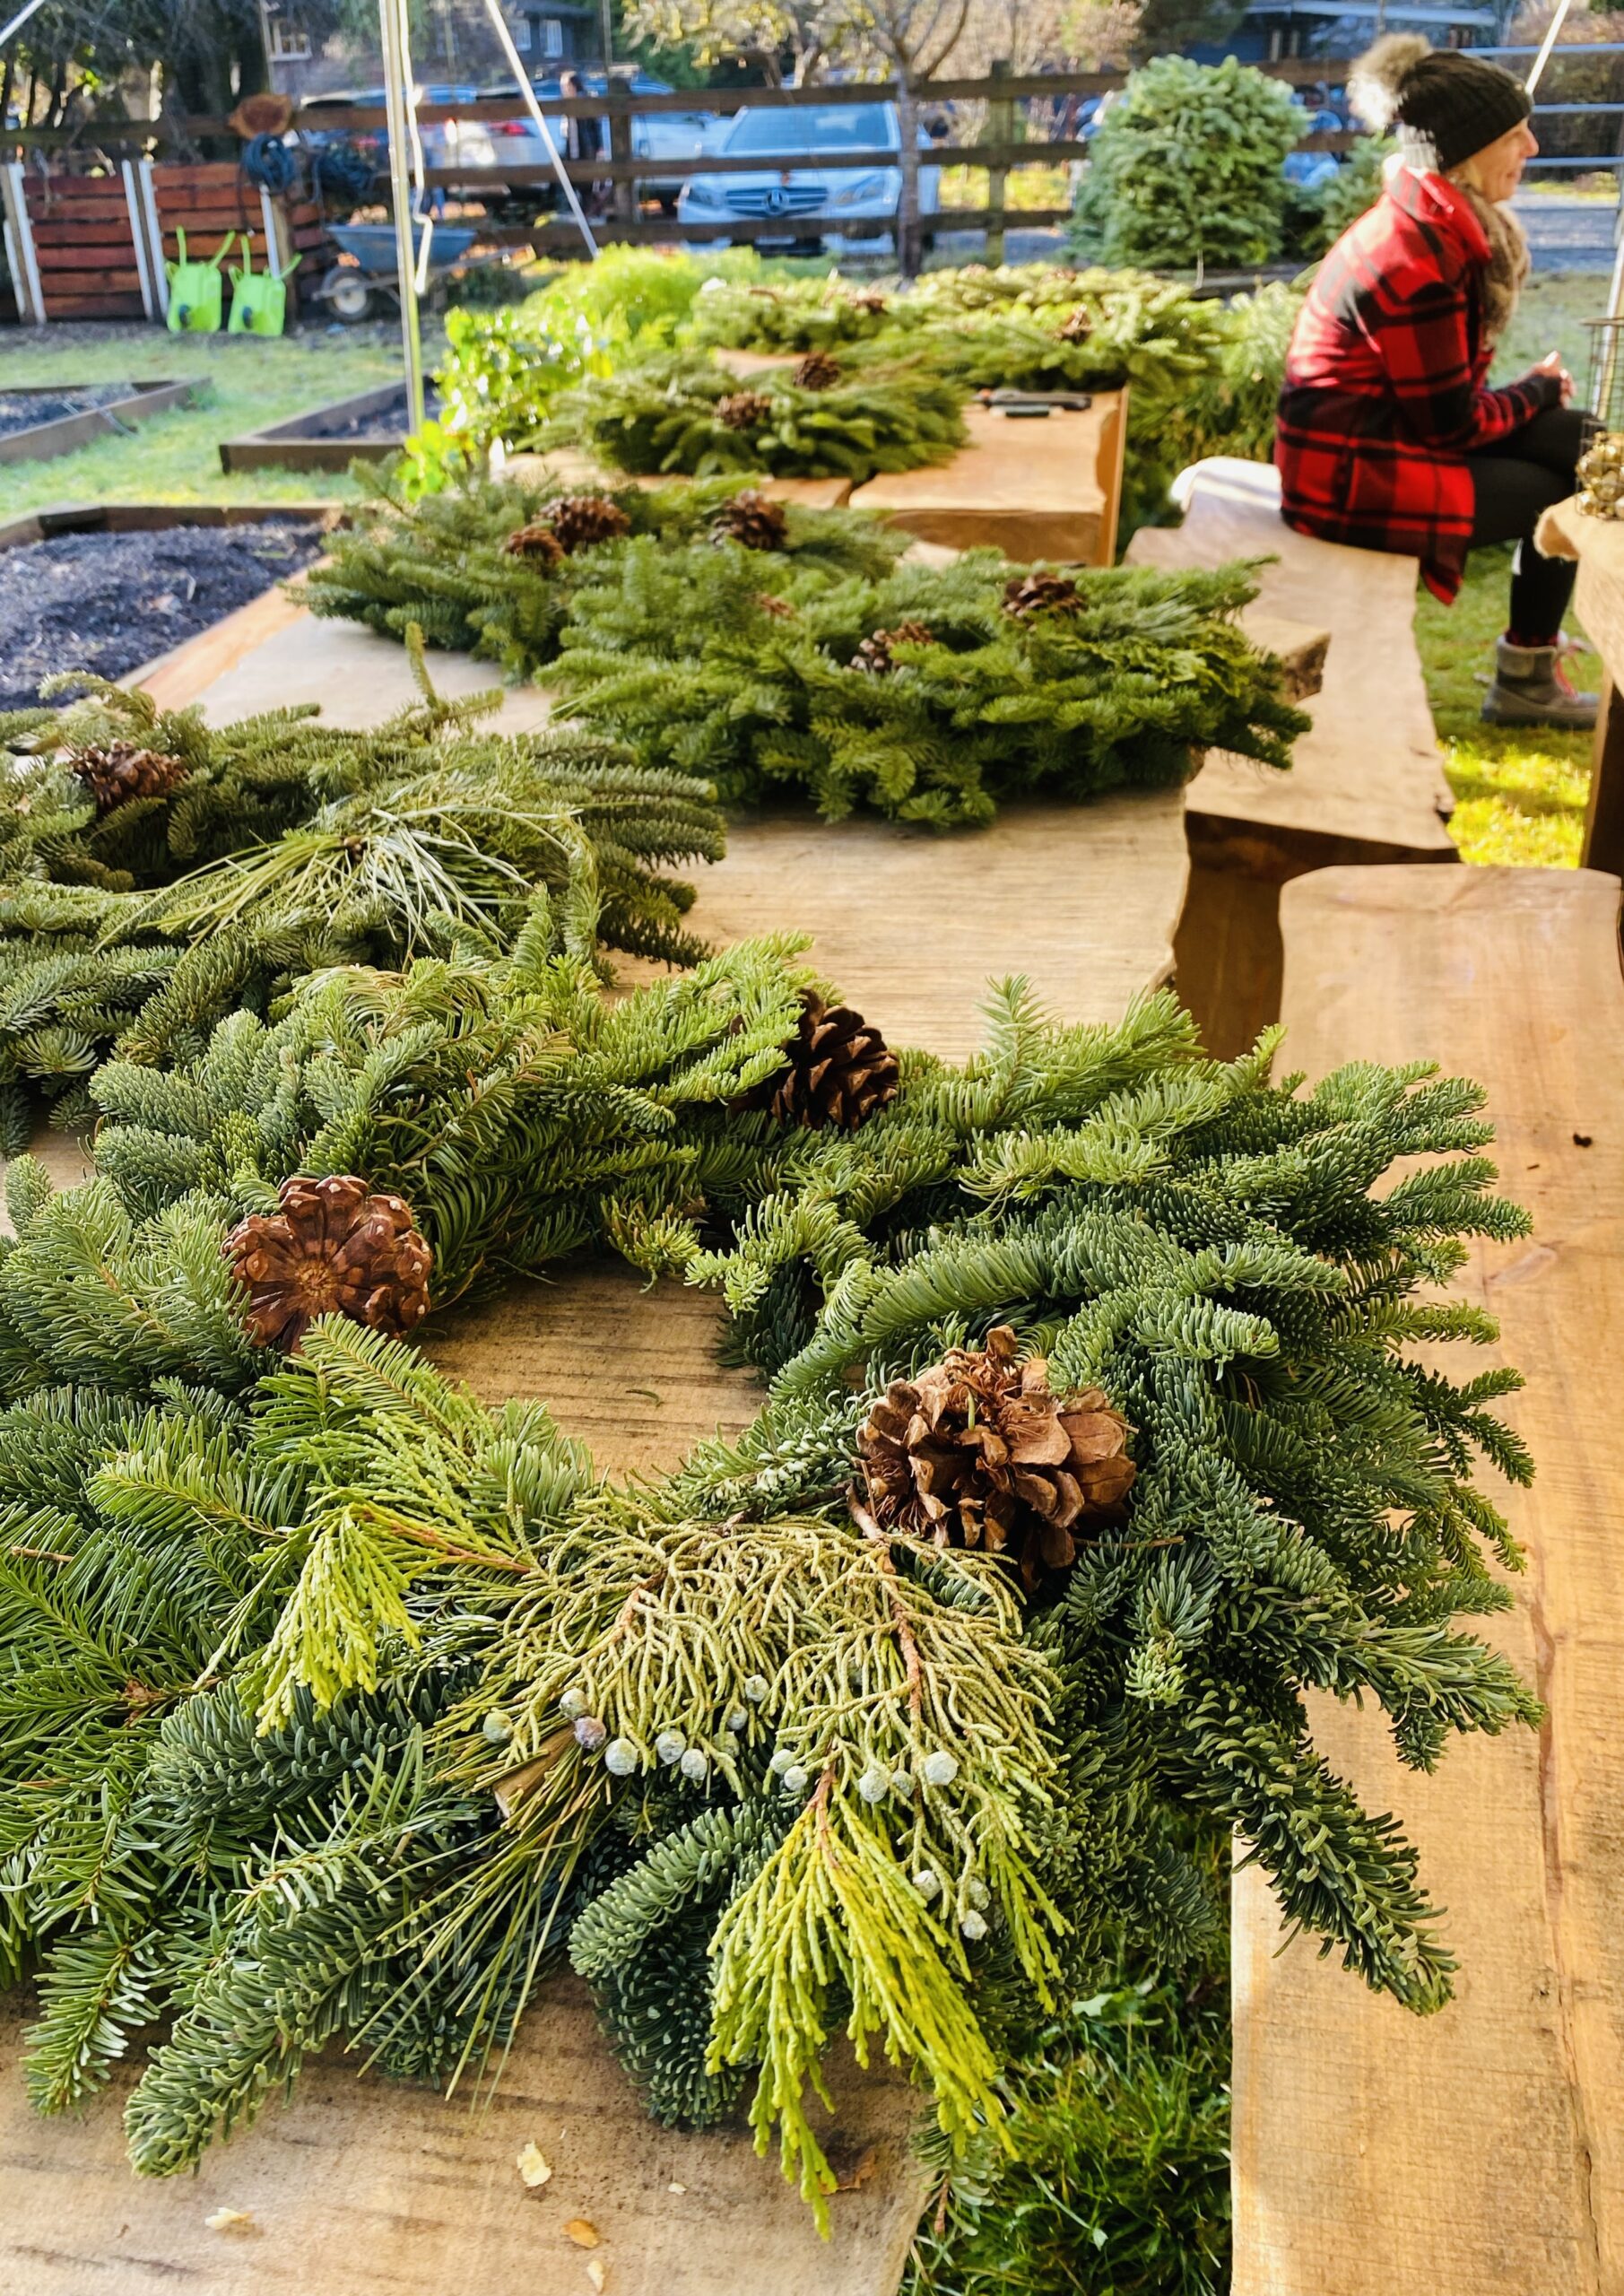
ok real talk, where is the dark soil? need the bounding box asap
[293,386,440,442]
[0,386,135,439]
[0,523,326,713]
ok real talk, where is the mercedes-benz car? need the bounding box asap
[676,100,940,254]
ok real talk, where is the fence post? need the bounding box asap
[609,72,635,237]
[0,162,44,324]
[985,57,1012,269]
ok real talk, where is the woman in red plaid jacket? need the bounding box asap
[1277,35,1594,727]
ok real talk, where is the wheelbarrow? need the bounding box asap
[311,221,480,323]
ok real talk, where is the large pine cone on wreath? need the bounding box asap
[793,351,843,391]
[223,1174,432,1352]
[1003,570,1083,620]
[848,291,890,317]
[501,523,565,565]
[716,389,774,431]
[755,593,797,620]
[743,991,899,1131]
[851,621,934,674]
[1056,307,1093,344]
[713,490,789,551]
[69,741,187,813]
[547,494,632,552]
[854,1326,1137,1588]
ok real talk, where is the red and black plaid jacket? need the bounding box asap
[1275,166,1559,602]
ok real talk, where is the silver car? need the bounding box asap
[677,100,941,253]
[424,74,715,212]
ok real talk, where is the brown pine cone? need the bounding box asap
[793,350,843,391]
[853,1326,1136,1589]
[716,389,774,431]
[713,489,790,551]
[1003,570,1084,620]
[222,1173,432,1353]
[755,593,797,619]
[547,493,632,552]
[851,621,934,674]
[1056,307,1093,344]
[501,523,565,565]
[68,741,187,814]
[848,291,890,317]
[743,991,899,1131]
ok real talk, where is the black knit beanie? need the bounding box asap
[1350,33,1532,174]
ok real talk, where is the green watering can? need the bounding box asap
[166,229,231,332]
[228,236,300,336]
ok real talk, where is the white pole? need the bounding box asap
[1524,0,1575,100]
[0,0,49,51]
[378,0,426,430]
[476,0,598,258]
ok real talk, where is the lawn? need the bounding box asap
[0,317,418,513]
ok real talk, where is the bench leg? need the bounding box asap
[1582,674,1624,878]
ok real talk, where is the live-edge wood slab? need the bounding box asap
[1233,863,1624,2296]
[849,396,1126,570]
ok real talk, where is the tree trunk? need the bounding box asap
[895,74,921,279]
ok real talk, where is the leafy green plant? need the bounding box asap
[1071,57,1306,272]
[1293,135,1394,259]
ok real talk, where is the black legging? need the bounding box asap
[1466,404,1586,645]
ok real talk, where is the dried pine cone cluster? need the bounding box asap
[792,351,842,392]
[854,1326,1137,1589]
[851,621,934,674]
[742,990,899,1131]
[716,389,774,431]
[848,291,890,317]
[69,740,187,813]
[712,489,789,552]
[755,594,797,620]
[222,1174,432,1352]
[1056,307,1094,344]
[1003,570,1083,619]
[501,494,630,562]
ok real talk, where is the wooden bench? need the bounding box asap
[1233,861,1624,2296]
[1125,457,1458,1057]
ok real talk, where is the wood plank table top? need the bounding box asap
[1233,861,1624,2296]
[0,591,1194,2296]
[1128,457,1457,873]
[849,396,1126,570]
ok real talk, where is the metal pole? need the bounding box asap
[1524,0,1575,99]
[477,0,598,257]
[378,0,426,431]
[0,0,49,51]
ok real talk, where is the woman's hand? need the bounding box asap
[1529,349,1576,404]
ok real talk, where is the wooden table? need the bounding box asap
[848,395,1127,569]
[1233,861,1624,2296]
[0,597,1195,2296]
[1533,496,1624,878]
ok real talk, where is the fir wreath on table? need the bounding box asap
[0,905,1542,2226]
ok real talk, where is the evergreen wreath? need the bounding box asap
[0,911,1541,2225]
[541,351,968,481]
[304,467,908,676]
[552,544,1307,827]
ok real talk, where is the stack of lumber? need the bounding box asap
[152,162,328,311]
[18,170,144,321]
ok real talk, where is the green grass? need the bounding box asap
[1,320,425,512]
[1407,271,1602,869]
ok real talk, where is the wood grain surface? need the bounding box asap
[1233,862,1624,2296]
[849,396,1124,568]
[1128,457,1457,868]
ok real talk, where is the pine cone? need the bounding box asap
[501,522,565,565]
[743,991,899,1131]
[755,593,797,619]
[1056,307,1093,344]
[1003,570,1083,620]
[854,1326,1136,1589]
[848,291,890,317]
[793,350,842,391]
[68,741,187,814]
[851,621,934,674]
[716,389,774,431]
[713,489,789,551]
[547,493,632,552]
[222,1174,432,1352]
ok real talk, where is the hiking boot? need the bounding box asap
[1481,637,1598,730]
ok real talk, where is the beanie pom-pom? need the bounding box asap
[1350,32,1433,131]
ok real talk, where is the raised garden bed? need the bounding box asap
[218,383,439,474]
[0,380,195,467]
[0,503,337,712]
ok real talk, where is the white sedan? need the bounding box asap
[678,100,941,253]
